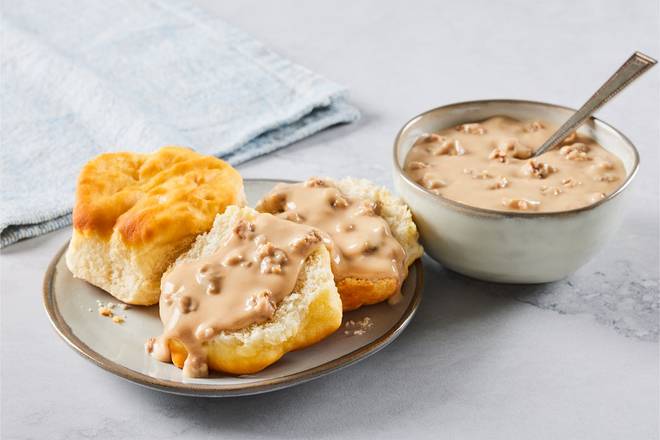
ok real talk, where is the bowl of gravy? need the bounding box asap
[393,99,639,283]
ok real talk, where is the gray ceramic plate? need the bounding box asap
[43,179,424,397]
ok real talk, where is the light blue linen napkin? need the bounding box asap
[0,0,359,248]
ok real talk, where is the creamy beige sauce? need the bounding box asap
[147,212,324,377]
[257,179,407,291]
[404,116,626,212]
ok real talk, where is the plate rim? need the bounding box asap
[43,179,425,397]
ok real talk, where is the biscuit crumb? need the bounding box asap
[145,337,156,353]
[344,317,374,336]
[96,300,129,323]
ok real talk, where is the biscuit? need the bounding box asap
[161,206,342,375]
[65,146,245,305]
[257,177,423,311]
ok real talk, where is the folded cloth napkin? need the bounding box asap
[0,0,359,248]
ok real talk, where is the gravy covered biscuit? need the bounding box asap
[65,146,245,306]
[148,206,342,377]
[257,177,423,311]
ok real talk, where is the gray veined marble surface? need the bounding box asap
[454,256,659,342]
[1,0,658,439]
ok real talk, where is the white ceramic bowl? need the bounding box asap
[393,100,640,283]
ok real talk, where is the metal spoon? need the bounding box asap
[533,51,656,157]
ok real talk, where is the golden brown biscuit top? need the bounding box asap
[73,146,244,246]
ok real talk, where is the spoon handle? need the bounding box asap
[533,51,656,157]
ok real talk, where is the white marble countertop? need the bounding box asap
[1,1,658,439]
